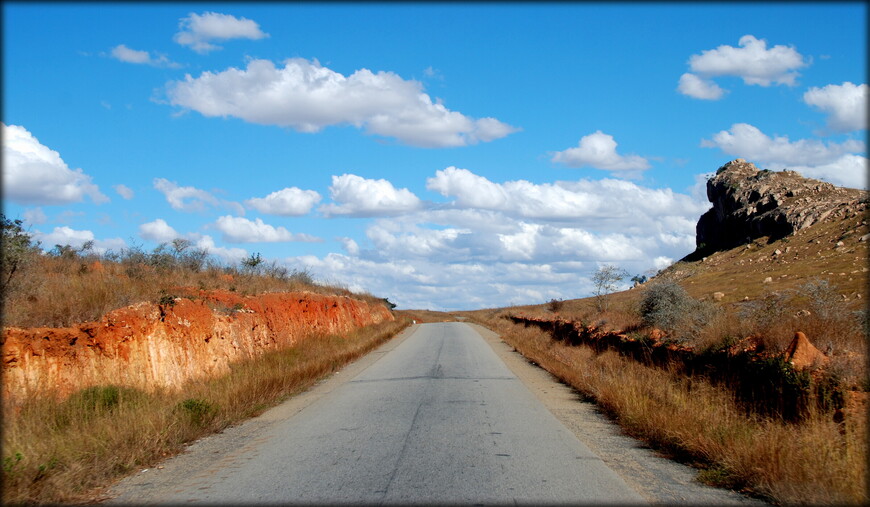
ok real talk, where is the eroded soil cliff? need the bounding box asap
[2,290,393,404]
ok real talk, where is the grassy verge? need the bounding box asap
[1,317,410,505]
[468,313,867,505]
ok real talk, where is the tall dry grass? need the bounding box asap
[1,317,410,505]
[1,236,379,328]
[469,313,867,505]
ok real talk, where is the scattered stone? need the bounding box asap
[763,276,773,283]
[773,249,782,256]
[712,292,725,301]
[860,233,870,242]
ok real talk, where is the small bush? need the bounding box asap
[546,298,564,313]
[638,281,713,339]
[175,398,216,427]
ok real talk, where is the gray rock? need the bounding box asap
[692,159,867,257]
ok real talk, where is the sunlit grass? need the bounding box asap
[466,313,867,505]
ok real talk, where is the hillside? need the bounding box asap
[457,159,868,504]
[472,159,868,318]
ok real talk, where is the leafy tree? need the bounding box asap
[242,252,263,274]
[1,215,39,293]
[592,264,628,312]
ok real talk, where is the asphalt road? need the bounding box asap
[107,322,647,504]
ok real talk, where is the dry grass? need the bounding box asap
[469,314,867,505]
[1,317,410,505]
[395,309,457,323]
[2,246,375,329]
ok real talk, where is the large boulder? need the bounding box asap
[693,159,867,255]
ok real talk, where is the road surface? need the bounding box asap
[107,322,762,505]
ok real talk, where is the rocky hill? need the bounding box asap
[655,159,869,305]
[692,158,867,257]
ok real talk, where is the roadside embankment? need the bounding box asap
[2,289,393,405]
[508,314,860,422]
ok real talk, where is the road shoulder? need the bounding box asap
[468,322,767,505]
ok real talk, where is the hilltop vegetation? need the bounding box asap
[1,215,386,329]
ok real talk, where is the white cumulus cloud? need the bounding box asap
[787,154,869,190]
[803,82,868,133]
[679,35,808,99]
[166,57,518,148]
[139,218,179,243]
[2,123,108,205]
[550,131,651,174]
[245,187,321,216]
[214,215,321,243]
[192,234,248,263]
[109,44,180,68]
[174,11,268,54]
[153,178,220,212]
[320,174,423,217]
[701,123,867,188]
[689,35,807,86]
[33,226,125,254]
[677,73,726,100]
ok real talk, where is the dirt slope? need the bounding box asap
[2,290,393,404]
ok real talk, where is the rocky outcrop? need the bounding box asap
[694,159,867,255]
[2,290,393,405]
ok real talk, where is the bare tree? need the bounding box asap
[592,264,627,312]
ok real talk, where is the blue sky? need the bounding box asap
[3,2,867,310]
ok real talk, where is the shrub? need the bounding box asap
[175,398,216,427]
[639,280,713,340]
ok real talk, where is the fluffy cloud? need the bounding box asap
[285,167,708,310]
[152,178,233,213]
[109,44,180,68]
[803,82,868,132]
[426,167,705,224]
[677,72,725,100]
[32,226,125,254]
[787,154,869,190]
[174,11,268,53]
[679,35,808,99]
[113,184,134,200]
[320,174,423,217]
[214,215,321,243]
[550,131,650,173]
[139,218,179,243]
[2,123,108,205]
[244,187,321,216]
[191,234,248,263]
[166,58,518,147]
[701,123,867,188]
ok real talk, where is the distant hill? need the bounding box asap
[658,159,868,307]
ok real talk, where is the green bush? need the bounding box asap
[175,398,216,427]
